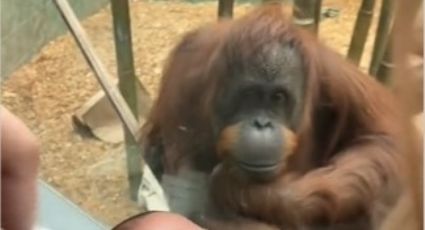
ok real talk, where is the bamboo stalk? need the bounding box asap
[376,30,394,85]
[369,0,395,76]
[347,0,376,65]
[218,0,234,19]
[313,0,323,34]
[262,0,284,3]
[110,0,144,201]
[293,0,320,34]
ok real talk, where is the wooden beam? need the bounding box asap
[52,0,141,143]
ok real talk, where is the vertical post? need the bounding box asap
[347,0,376,65]
[376,31,393,85]
[313,0,323,34]
[110,0,142,201]
[369,0,395,76]
[262,0,285,3]
[218,0,234,19]
[293,0,320,34]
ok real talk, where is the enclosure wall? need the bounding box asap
[1,0,109,79]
